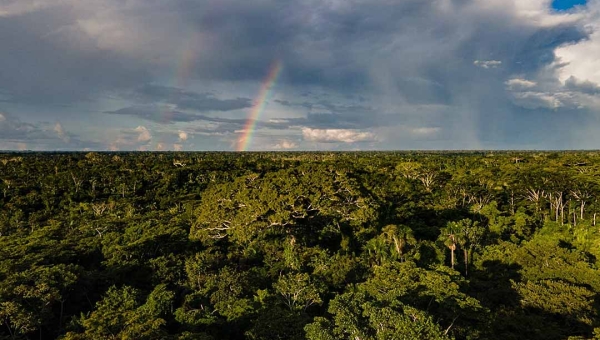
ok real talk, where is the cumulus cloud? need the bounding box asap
[173,143,183,151]
[108,126,153,150]
[178,130,188,141]
[510,92,564,109]
[302,128,375,143]
[53,122,70,143]
[134,126,151,142]
[272,139,298,149]
[505,78,538,90]
[554,3,600,84]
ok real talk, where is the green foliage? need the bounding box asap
[273,272,323,311]
[62,284,174,339]
[3,151,600,339]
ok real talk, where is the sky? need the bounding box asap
[1,0,600,151]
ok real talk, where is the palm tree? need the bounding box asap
[382,224,416,262]
[439,224,458,270]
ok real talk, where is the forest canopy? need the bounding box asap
[1,151,600,339]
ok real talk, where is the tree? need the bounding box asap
[273,272,322,312]
[439,223,459,270]
[63,285,174,340]
[453,218,486,276]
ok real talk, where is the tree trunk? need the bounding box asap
[59,299,65,329]
[560,199,564,225]
[510,192,515,215]
[393,236,401,256]
[463,248,468,276]
[450,245,455,269]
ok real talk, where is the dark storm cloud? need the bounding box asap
[0,6,150,106]
[1,0,591,107]
[105,104,285,131]
[172,0,590,144]
[104,106,203,124]
[134,84,253,112]
[274,99,380,129]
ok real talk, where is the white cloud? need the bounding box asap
[507,0,586,27]
[134,125,151,142]
[505,78,537,90]
[108,125,152,150]
[178,130,188,141]
[173,143,183,151]
[0,113,5,122]
[474,60,502,69]
[53,122,70,143]
[272,139,298,149]
[555,33,600,86]
[302,128,375,143]
[553,1,600,84]
[510,91,563,109]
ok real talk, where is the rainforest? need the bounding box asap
[1,151,600,340]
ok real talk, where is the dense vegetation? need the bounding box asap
[2,151,600,339]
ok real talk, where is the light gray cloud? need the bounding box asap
[509,91,564,109]
[0,112,102,150]
[53,122,70,143]
[302,128,376,143]
[0,112,41,140]
[506,78,538,90]
[474,60,502,69]
[564,76,600,95]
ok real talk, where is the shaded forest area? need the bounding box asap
[2,151,600,339]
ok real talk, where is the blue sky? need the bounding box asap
[1,0,600,151]
[552,0,587,10]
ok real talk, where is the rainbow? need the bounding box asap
[236,60,283,151]
[162,33,202,124]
